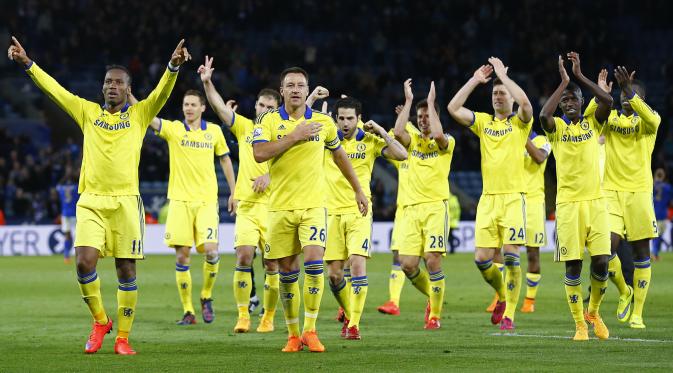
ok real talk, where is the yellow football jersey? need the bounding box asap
[158,119,229,202]
[406,132,455,204]
[230,113,270,203]
[388,123,419,207]
[470,112,532,194]
[602,94,661,192]
[325,128,387,214]
[545,114,604,203]
[524,135,552,199]
[253,105,340,211]
[25,63,177,196]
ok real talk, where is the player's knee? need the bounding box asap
[328,271,343,285]
[205,250,219,264]
[424,255,442,273]
[75,259,95,276]
[263,259,278,272]
[236,252,253,266]
[564,260,582,277]
[400,261,418,276]
[591,255,609,274]
[391,250,400,264]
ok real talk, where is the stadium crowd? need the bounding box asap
[1,0,673,224]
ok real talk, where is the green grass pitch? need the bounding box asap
[1,252,672,372]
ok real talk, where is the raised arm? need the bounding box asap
[567,52,613,123]
[219,155,237,215]
[134,39,191,125]
[198,55,235,127]
[614,66,661,133]
[393,79,413,147]
[128,93,161,131]
[427,81,449,150]
[306,86,329,108]
[363,120,407,160]
[540,56,570,133]
[331,147,368,216]
[447,65,493,126]
[525,138,549,164]
[252,120,322,163]
[488,57,533,123]
[9,36,89,126]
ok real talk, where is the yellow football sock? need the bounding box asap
[329,277,352,320]
[503,253,522,320]
[262,271,279,320]
[476,259,506,301]
[608,254,629,296]
[348,275,369,328]
[525,273,542,300]
[564,274,584,323]
[344,267,351,284]
[116,277,138,340]
[77,271,108,325]
[279,270,301,337]
[632,258,652,318]
[233,265,252,319]
[201,257,219,300]
[428,271,445,319]
[588,270,608,314]
[303,261,324,333]
[175,263,195,314]
[389,264,405,306]
[407,268,431,297]
[495,262,505,278]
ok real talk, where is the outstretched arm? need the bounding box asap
[253,120,322,163]
[539,55,570,133]
[198,55,235,127]
[393,79,413,147]
[614,66,661,133]
[488,57,533,123]
[134,39,191,126]
[447,65,493,126]
[567,52,613,123]
[427,81,449,150]
[219,155,237,215]
[331,147,368,216]
[9,36,89,126]
[128,93,161,131]
[363,120,407,160]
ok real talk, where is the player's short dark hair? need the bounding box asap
[632,79,646,98]
[105,64,132,85]
[563,82,582,98]
[493,77,504,86]
[184,89,206,105]
[280,67,309,86]
[334,97,362,117]
[415,99,439,112]
[257,88,282,105]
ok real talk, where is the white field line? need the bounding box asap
[490,332,673,343]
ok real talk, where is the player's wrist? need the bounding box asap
[168,61,180,72]
[23,59,33,69]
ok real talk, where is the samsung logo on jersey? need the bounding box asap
[180,139,213,149]
[411,150,438,160]
[609,124,639,135]
[94,118,130,131]
[347,152,366,159]
[561,130,594,143]
[484,127,513,137]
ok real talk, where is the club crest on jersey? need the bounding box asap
[580,121,590,131]
[204,133,212,141]
[357,143,366,152]
[120,112,129,120]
